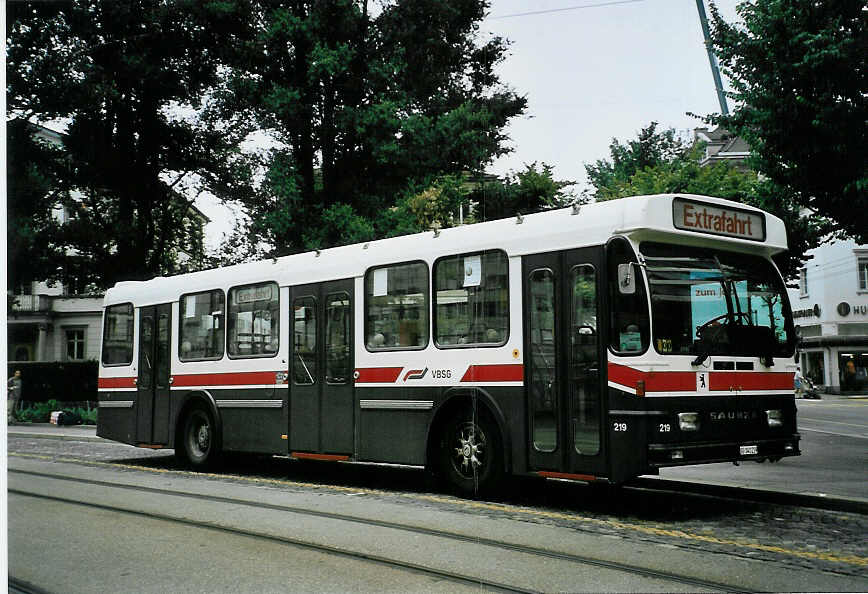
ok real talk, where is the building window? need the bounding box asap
[227,282,279,358]
[799,268,808,297]
[179,289,225,361]
[66,328,86,360]
[858,258,868,291]
[102,303,134,366]
[433,250,508,347]
[365,261,428,350]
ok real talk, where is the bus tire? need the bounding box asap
[438,405,503,497]
[178,405,220,470]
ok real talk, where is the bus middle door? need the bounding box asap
[289,279,354,456]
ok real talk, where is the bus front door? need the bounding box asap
[289,279,354,456]
[524,249,607,478]
[136,304,172,445]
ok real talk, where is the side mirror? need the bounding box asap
[617,263,636,295]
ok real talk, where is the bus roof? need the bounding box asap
[104,194,787,307]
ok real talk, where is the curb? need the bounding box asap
[8,429,106,444]
[633,476,868,516]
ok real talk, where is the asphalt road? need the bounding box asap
[7,425,868,593]
[659,396,868,501]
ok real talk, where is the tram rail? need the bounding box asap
[9,467,741,593]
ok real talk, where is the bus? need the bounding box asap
[97,194,801,495]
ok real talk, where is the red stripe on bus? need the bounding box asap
[608,363,794,393]
[460,364,524,383]
[709,371,794,391]
[291,452,350,462]
[607,363,696,392]
[355,367,403,383]
[98,377,137,389]
[171,371,279,387]
[538,471,597,482]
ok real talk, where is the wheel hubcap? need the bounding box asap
[197,424,209,452]
[453,423,485,479]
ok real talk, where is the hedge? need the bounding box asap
[7,361,98,403]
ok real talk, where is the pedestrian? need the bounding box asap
[8,369,23,424]
[794,366,804,398]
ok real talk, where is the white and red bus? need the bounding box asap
[98,194,800,494]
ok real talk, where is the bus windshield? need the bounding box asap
[640,242,794,359]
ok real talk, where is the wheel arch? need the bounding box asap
[172,389,223,452]
[425,387,512,475]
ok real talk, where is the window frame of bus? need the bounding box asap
[364,260,430,352]
[179,289,226,362]
[432,249,509,349]
[226,281,280,359]
[606,237,650,357]
[325,291,352,384]
[101,302,135,367]
[293,295,317,385]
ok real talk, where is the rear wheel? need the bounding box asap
[178,406,220,469]
[438,405,503,497]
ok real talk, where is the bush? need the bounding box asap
[14,400,98,425]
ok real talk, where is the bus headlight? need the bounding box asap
[766,409,784,428]
[678,412,700,431]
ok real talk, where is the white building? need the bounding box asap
[789,239,868,393]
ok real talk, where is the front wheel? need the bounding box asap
[178,406,220,470]
[438,405,503,497]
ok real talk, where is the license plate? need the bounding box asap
[739,445,758,456]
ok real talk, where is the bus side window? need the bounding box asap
[179,289,225,361]
[607,238,649,355]
[227,282,280,358]
[365,261,429,350]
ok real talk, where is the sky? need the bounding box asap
[198,0,743,249]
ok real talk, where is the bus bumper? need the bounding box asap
[647,433,801,467]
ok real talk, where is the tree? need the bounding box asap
[6,1,242,287]
[583,123,689,202]
[584,124,829,279]
[6,121,66,291]
[708,0,868,242]
[210,0,528,257]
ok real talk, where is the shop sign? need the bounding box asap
[793,304,821,319]
[837,302,868,317]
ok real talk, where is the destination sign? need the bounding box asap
[673,198,765,241]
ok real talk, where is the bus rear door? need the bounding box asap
[523,249,608,479]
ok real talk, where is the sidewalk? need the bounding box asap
[7,422,104,442]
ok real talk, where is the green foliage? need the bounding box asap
[6,0,244,286]
[474,163,578,222]
[6,120,66,290]
[14,401,97,425]
[707,0,867,242]
[584,124,828,279]
[373,163,577,241]
[211,0,529,261]
[584,123,689,202]
[15,400,61,424]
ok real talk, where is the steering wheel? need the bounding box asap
[696,312,751,338]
